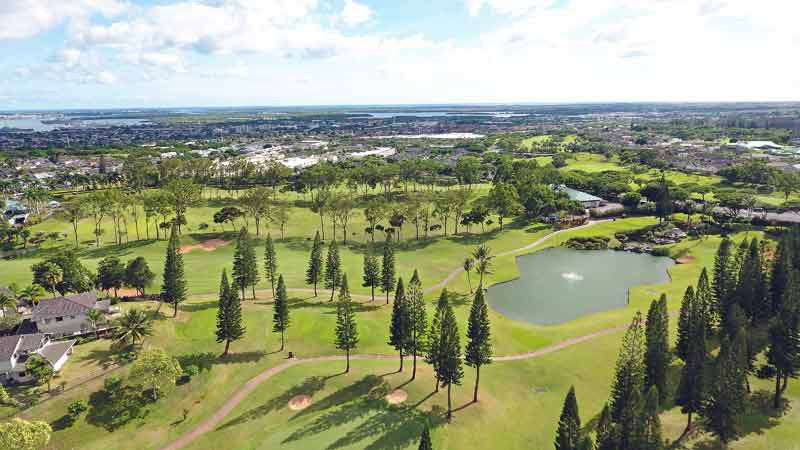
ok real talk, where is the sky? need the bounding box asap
[1,0,799,109]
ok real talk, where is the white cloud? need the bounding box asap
[465,0,553,17]
[0,0,127,40]
[340,0,372,26]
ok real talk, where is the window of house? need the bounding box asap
[55,316,63,322]
[18,371,26,377]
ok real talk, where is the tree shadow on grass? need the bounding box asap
[290,375,386,420]
[328,404,447,450]
[176,352,217,372]
[217,351,266,364]
[86,385,152,431]
[740,389,788,436]
[51,414,76,431]
[179,301,219,313]
[287,298,383,314]
[216,375,329,431]
[80,239,156,259]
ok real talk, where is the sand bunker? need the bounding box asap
[385,389,408,405]
[675,255,695,264]
[178,239,230,254]
[288,395,313,411]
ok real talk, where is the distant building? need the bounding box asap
[554,185,605,208]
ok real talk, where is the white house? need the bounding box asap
[0,334,75,385]
[32,292,113,338]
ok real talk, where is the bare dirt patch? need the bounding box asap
[178,239,230,254]
[385,389,407,405]
[675,255,695,264]
[288,395,313,411]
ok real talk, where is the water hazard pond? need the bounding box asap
[487,247,674,325]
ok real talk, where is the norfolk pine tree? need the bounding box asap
[645,294,670,404]
[609,312,646,449]
[381,233,396,304]
[554,386,581,450]
[264,233,278,297]
[407,269,427,380]
[676,286,695,361]
[437,297,463,422]
[306,231,324,296]
[696,267,715,333]
[273,275,290,352]
[703,332,747,444]
[641,386,664,450]
[465,285,492,403]
[418,425,432,450]
[766,270,800,409]
[675,301,708,434]
[426,289,449,392]
[161,222,187,317]
[325,240,342,301]
[595,403,618,450]
[232,227,256,301]
[713,237,735,324]
[215,270,245,356]
[362,248,380,302]
[388,278,411,372]
[335,275,359,373]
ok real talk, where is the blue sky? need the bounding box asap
[1,0,798,109]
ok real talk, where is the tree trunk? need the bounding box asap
[173,302,178,317]
[386,291,390,305]
[252,284,256,300]
[280,330,285,352]
[466,272,472,293]
[412,349,417,380]
[371,285,375,302]
[447,383,453,422]
[435,374,439,392]
[774,374,783,409]
[223,339,230,356]
[346,349,350,373]
[271,280,275,298]
[313,282,317,296]
[398,350,404,372]
[330,287,335,302]
[473,365,480,403]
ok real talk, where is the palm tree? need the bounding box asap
[19,284,47,308]
[0,292,16,316]
[114,309,152,346]
[86,308,103,338]
[472,244,494,286]
[463,257,474,293]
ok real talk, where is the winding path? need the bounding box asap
[162,220,612,450]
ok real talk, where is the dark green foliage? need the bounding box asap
[554,386,581,450]
[703,332,748,443]
[215,270,245,356]
[676,286,694,361]
[335,275,359,373]
[766,270,800,409]
[641,386,664,450]
[645,294,670,404]
[418,425,432,450]
[437,293,463,421]
[264,234,277,297]
[695,268,715,333]
[362,248,380,302]
[35,250,93,296]
[381,233,396,304]
[713,237,735,325]
[407,269,427,380]
[324,240,342,301]
[770,233,793,315]
[232,228,258,300]
[426,290,449,392]
[161,223,187,317]
[609,312,646,423]
[594,404,617,450]
[388,278,411,371]
[735,238,768,323]
[306,231,324,296]
[675,298,708,432]
[96,256,125,296]
[273,275,290,352]
[124,257,155,296]
[465,287,492,402]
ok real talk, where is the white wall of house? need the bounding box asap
[37,314,91,337]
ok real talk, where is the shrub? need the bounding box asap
[67,400,88,417]
[651,247,670,257]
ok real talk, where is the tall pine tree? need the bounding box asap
[407,269,427,380]
[703,332,747,444]
[766,270,800,409]
[770,233,793,315]
[161,222,187,317]
[465,286,492,403]
[362,248,380,302]
[438,295,463,422]
[335,274,359,373]
[306,231,324,296]
[713,236,735,325]
[595,403,618,450]
[426,289,449,392]
[641,386,664,450]
[554,386,581,450]
[232,228,257,301]
[381,233,396,304]
[609,312,646,449]
[325,240,342,301]
[675,299,708,434]
[273,274,290,352]
[215,270,245,356]
[388,278,411,372]
[264,233,278,297]
[676,286,695,361]
[696,267,714,333]
[645,294,670,404]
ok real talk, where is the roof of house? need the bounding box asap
[17,334,47,353]
[0,335,21,361]
[33,296,93,321]
[38,340,76,366]
[556,185,604,203]
[63,292,98,309]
